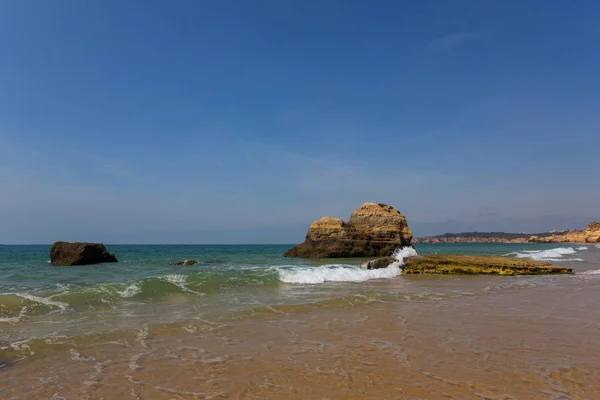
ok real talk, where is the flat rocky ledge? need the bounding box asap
[363,254,573,275]
[404,255,572,275]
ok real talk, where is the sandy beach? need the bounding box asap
[2,244,599,399]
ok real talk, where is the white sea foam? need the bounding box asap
[10,339,35,356]
[576,246,589,250]
[0,317,20,324]
[505,247,583,262]
[578,269,600,275]
[11,293,69,312]
[278,246,418,284]
[278,264,403,284]
[136,327,148,348]
[392,246,419,262]
[117,283,142,298]
[70,349,94,362]
[162,274,187,284]
[158,274,203,294]
[129,353,143,371]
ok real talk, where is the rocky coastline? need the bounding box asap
[414,222,600,244]
[285,202,578,275]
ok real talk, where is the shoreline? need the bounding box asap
[1,243,599,399]
[1,255,592,365]
[2,275,600,399]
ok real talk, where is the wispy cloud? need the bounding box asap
[2,133,597,244]
[423,32,479,55]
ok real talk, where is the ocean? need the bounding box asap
[1,243,599,399]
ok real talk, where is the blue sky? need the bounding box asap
[1,0,599,244]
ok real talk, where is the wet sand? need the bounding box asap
[2,272,600,400]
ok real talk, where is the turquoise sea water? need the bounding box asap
[1,243,598,354]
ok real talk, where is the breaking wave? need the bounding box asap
[578,269,600,275]
[504,247,584,262]
[0,270,284,321]
[392,246,419,261]
[116,283,142,298]
[276,246,418,285]
[4,293,69,312]
[277,264,403,284]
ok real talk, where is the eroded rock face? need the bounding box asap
[532,222,600,244]
[585,222,600,243]
[284,202,413,258]
[529,235,556,243]
[304,217,347,240]
[50,242,118,266]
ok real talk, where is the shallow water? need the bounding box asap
[1,243,599,399]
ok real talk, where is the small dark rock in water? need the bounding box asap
[174,260,199,266]
[50,242,118,266]
[361,256,397,270]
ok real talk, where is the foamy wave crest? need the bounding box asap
[576,246,589,250]
[158,274,203,294]
[392,246,419,262]
[278,246,418,284]
[505,247,583,262]
[578,269,600,275]
[161,274,187,284]
[12,293,69,312]
[116,283,142,298]
[278,264,403,284]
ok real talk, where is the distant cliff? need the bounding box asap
[413,232,542,244]
[529,222,600,244]
[414,223,600,244]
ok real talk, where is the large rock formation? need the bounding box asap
[50,242,118,266]
[361,255,572,275]
[284,202,413,258]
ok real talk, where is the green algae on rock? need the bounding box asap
[361,254,573,275]
[402,254,573,275]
